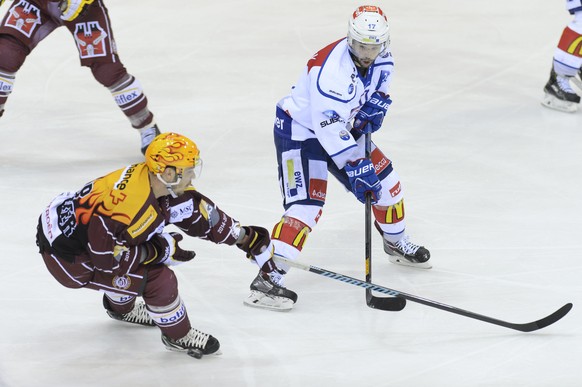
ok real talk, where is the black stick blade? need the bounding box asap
[367,295,406,311]
[513,303,573,332]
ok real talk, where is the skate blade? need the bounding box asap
[186,348,222,359]
[388,256,432,269]
[541,94,578,113]
[243,291,294,312]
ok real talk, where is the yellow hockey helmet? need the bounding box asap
[145,132,201,175]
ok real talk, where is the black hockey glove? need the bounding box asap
[236,226,276,271]
[143,232,195,266]
[353,91,391,133]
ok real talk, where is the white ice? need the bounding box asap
[0,1,581,386]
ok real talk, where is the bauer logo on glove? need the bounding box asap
[345,159,382,204]
[353,91,392,134]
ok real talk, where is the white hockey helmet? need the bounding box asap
[347,6,390,65]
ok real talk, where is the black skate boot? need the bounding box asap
[140,124,161,154]
[243,269,298,311]
[103,295,156,326]
[571,67,582,95]
[384,235,432,269]
[541,68,580,113]
[161,328,220,359]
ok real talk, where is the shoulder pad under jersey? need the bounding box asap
[310,39,358,103]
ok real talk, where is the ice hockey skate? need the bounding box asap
[161,328,221,359]
[140,124,161,154]
[541,68,581,113]
[244,269,298,312]
[384,235,432,269]
[103,296,156,326]
[571,68,582,95]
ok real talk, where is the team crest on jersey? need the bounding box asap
[74,22,108,58]
[112,275,131,290]
[339,130,351,141]
[5,0,41,38]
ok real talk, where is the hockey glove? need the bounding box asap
[236,226,275,272]
[143,232,195,266]
[353,92,391,134]
[59,0,95,21]
[345,158,382,204]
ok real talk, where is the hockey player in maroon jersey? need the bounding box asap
[0,0,159,153]
[541,0,582,112]
[36,132,291,358]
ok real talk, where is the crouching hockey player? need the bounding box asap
[243,5,430,312]
[36,132,290,358]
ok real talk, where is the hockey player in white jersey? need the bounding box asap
[244,5,430,311]
[542,0,582,112]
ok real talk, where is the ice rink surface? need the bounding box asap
[0,1,581,386]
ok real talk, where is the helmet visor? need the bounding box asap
[179,158,203,185]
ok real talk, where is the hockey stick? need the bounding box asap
[364,130,406,311]
[273,254,573,332]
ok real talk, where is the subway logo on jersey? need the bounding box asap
[320,110,345,128]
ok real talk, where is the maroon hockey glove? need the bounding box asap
[237,226,270,257]
[236,226,275,271]
[143,232,195,266]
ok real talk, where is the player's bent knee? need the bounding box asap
[89,61,128,87]
[0,35,28,72]
[142,265,179,307]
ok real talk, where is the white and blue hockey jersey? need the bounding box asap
[276,38,394,169]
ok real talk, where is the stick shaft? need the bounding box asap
[274,255,572,332]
